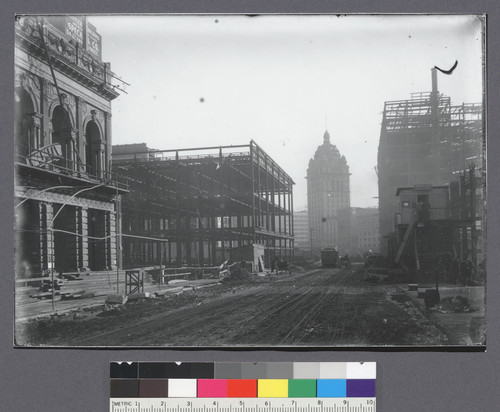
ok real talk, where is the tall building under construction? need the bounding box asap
[378,68,484,258]
[112,141,295,269]
[307,130,350,253]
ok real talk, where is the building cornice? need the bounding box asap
[16,17,120,102]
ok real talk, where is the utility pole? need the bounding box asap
[470,163,477,268]
[115,191,122,294]
[50,227,55,311]
[310,227,314,260]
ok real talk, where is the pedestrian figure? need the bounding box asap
[478,259,486,281]
[437,258,446,282]
[281,259,290,274]
[464,256,474,286]
[276,257,282,275]
[459,257,469,287]
[342,254,351,269]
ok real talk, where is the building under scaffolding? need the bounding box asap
[378,68,484,260]
[112,141,295,269]
[393,163,484,280]
[14,16,128,278]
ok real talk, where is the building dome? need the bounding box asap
[310,130,343,165]
[323,129,331,144]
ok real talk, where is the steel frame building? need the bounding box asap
[378,68,483,258]
[112,141,295,269]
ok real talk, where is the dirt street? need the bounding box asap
[16,267,449,347]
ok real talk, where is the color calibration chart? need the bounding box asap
[110,362,376,412]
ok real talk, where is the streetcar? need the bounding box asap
[320,247,339,268]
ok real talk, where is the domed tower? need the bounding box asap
[307,130,350,253]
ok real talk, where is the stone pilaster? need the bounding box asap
[109,210,117,270]
[40,202,54,273]
[80,207,89,270]
[40,78,51,147]
[104,111,112,173]
[75,95,86,166]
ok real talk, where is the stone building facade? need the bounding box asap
[14,16,127,277]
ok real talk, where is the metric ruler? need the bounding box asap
[110,362,376,412]
[109,398,376,412]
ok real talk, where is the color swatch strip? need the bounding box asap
[110,362,375,399]
[111,362,376,379]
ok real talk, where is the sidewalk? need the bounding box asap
[15,278,221,322]
[406,282,486,346]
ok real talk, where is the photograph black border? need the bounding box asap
[2,1,499,411]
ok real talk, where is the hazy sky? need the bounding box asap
[90,14,484,210]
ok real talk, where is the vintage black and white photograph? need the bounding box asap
[14,14,486,347]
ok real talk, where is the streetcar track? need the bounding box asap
[46,267,370,346]
[65,284,271,345]
[282,268,355,344]
[236,268,351,344]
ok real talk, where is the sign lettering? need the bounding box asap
[65,16,84,45]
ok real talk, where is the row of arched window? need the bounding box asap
[14,84,105,177]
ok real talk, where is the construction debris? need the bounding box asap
[424,289,440,309]
[168,279,188,285]
[432,296,470,313]
[126,292,151,303]
[221,265,252,283]
[105,294,128,305]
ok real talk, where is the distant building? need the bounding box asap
[354,208,380,255]
[14,16,127,277]
[293,210,310,251]
[336,207,353,253]
[337,207,380,256]
[307,130,350,253]
[378,68,483,258]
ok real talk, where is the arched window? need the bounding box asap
[14,88,39,159]
[85,120,103,176]
[51,105,74,169]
